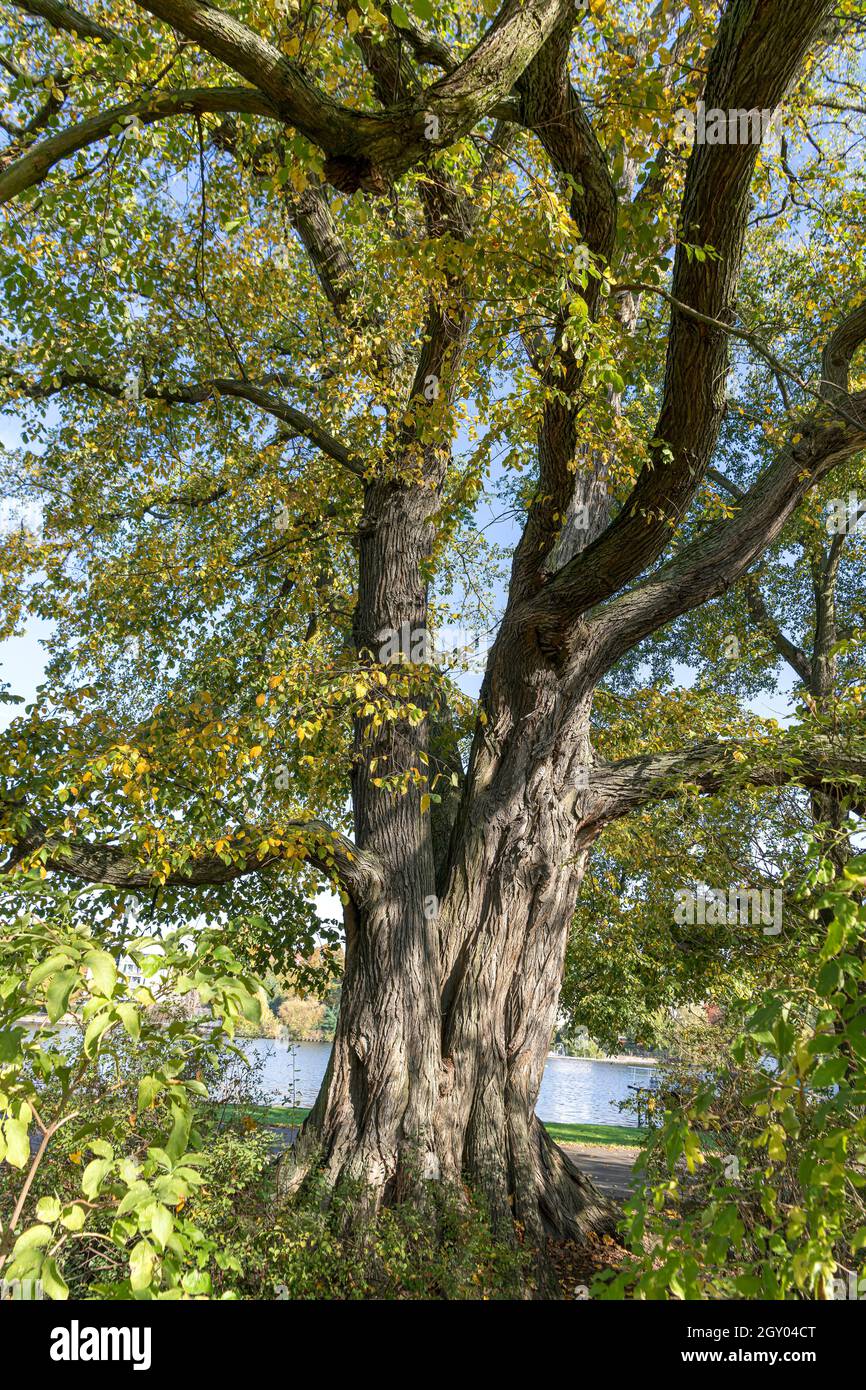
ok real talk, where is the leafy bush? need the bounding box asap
[190,1145,531,1300]
[596,843,866,1300]
[0,889,265,1299]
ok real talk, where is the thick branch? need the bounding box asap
[132,0,573,190]
[9,0,124,45]
[208,121,377,340]
[8,819,382,904]
[584,296,866,677]
[383,2,456,73]
[586,393,866,682]
[506,8,616,597]
[0,86,277,204]
[518,0,835,633]
[822,299,866,397]
[286,179,361,314]
[590,736,866,826]
[3,368,365,477]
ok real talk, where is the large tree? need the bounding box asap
[2,0,866,1261]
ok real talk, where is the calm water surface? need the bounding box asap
[238,1039,656,1128]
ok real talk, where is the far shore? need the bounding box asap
[237,1036,662,1066]
[27,1018,662,1069]
[547,1051,659,1066]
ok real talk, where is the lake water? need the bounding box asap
[238,1039,656,1128]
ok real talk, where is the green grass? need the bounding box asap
[219,1104,646,1148]
[543,1120,646,1148]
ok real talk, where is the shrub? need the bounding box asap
[0,890,265,1299]
[596,844,866,1300]
[187,1128,530,1300]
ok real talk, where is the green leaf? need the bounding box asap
[81,1157,112,1198]
[165,1103,191,1162]
[116,1000,140,1040]
[821,916,846,960]
[129,1238,156,1292]
[83,949,117,996]
[60,1204,86,1231]
[12,1223,52,1256]
[843,853,866,883]
[3,1117,30,1168]
[816,960,843,996]
[239,987,263,1024]
[117,1182,152,1216]
[137,1075,162,1112]
[0,1029,23,1062]
[151,1203,173,1249]
[767,1127,787,1162]
[810,1056,849,1088]
[28,954,73,990]
[181,1268,212,1296]
[36,1196,61,1222]
[154,1175,189,1205]
[45,968,78,1023]
[41,1257,69,1300]
[83,1008,114,1054]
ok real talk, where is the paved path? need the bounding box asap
[561,1144,639,1200]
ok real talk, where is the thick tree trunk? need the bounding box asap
[284,830,616,1248]
[281,614,618,1256]
[433,659,614,1245]
[283,476,444,1202]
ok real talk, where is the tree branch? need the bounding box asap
[516,0,835,638]
[8,0,126,46]
[505,7,616,598]
[589,735,866,827]
[284,178,362,315]
[3,368,365,477]
[583,297,866,679]
[7,819,383,904]
[743,572,812,684]
[382,2,456,73]
[0,86,277,204]
[131,0,574,191]
[822,298,866,396]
